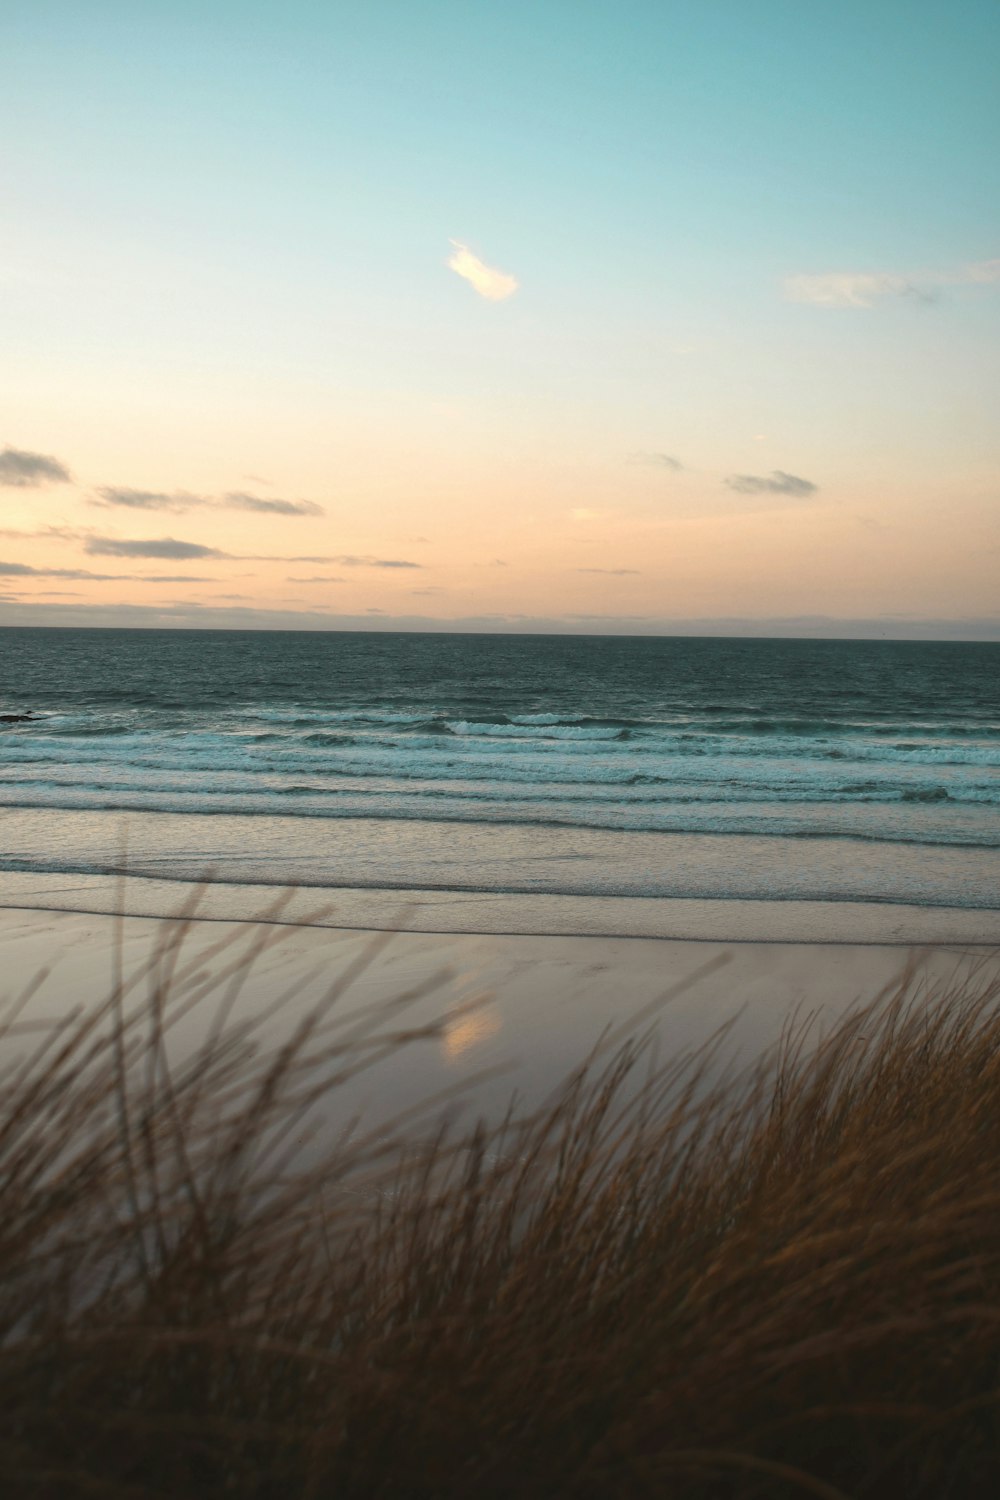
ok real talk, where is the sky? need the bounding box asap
[1,0,998,637]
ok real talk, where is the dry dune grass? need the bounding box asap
[1,904,1000,1497]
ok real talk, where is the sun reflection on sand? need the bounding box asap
[442,1007,502,1062]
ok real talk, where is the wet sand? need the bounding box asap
[1,872,996,1130]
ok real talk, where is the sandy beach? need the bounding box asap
[3,870,996,1132]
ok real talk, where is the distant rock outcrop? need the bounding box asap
[0,712,38,724]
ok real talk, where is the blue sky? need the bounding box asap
[2,0,998,634]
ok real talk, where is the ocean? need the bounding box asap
[1,627,998,923]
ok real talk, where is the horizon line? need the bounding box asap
[2,620,999,645]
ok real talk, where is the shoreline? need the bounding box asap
[2,808,996,920]
[0,869,997,946]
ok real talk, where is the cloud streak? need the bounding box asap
[0,524,83,541]
[248,554,421,568]
[93,488,202,513]
[785,256,1000,308]
[223,492,324,516]
[0,561,102,579]
[328,555,421,569]
[629,451,683,471]
[724,470,817,497]
[447,241,519,301]
[93,487,325,517]
[0,560,214,581]
[78,538,421,566]
[85,536,228,560]
[0,447,72,487]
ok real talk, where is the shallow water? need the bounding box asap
[2,628,998,918]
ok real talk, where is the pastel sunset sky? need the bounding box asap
[2,0,998,636]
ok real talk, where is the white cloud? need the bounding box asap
[784,272,928,308]
[785,254,1000,308]
[447,241,519,301]
[964,258,1000,284]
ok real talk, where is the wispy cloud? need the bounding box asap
[577,567,640,575]
[724,470,817,497]
[785,272,933,308]
[330,555,421,569]
[785,256,1000,308]
[0,561,101,579]
[93,487,203,512]
[287,575,346,583]
[223,492,324,516]
[964,258,1000,284]
[0,560,213,581]
[629,451,683,471]
[93,487,324,517]
[265,554,419,569]
[85,536,227,560]
[0,447,72,487]
[447,240,519,301]
[0,524,84,541]
[80,538,420,566]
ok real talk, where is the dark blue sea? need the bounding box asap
[1,628,998,919]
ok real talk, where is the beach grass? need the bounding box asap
[2,907,1000,1497]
